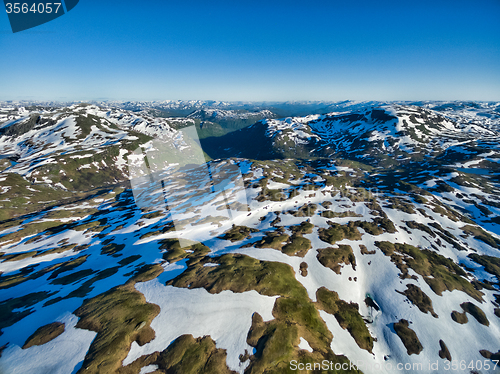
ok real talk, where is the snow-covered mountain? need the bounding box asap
[204,104,499,165]
[0,101,499,374]
[0,104,203,220]
[187,108,275,122]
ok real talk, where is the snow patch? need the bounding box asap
[0,313,96,374]
[122,279,278,373]
[298,337,313,352]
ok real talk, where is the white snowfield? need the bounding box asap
[0,104,192,184]
[0,101,499,374]
[123,281,278,373]
[201,185,500,374]
[0,313,96,374]
[263,104,500,159]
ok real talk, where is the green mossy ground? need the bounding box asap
[438,340,452,361]
[386,197,416,214]
[320,210,363,219]
[168,253,303,297]
[167,253,361,373]
[360,245,376,255]
[480,349,500,362]
[462,225,500,249]
[118,255,142,266]
[50,269,95,285]
[451,302,489,326]
[393,319,423,355]
[0,220,68,246]
[289,203,318,217]
[218,225,259,242]
[193,215,229,227]
[451,310,468,324]
[282,235,312,257]
[153,334,237,374]
[253,231,290,250]
[47,255,89,280]
[430,204,462,222]
[141,211,164,220]
[0,165,129,223]
[396,284,438,318]
[254,160,303,184]
[253,175,294,202]
[1,250,38,262]
[317,245,356,274]
[160,239,211,263]
[354,217,397,235]
[22,322,65,349]
[468,253,500,284]
[319,222,362,244]
[428,222,467,251]
[405,221,436,238]
[101,243,126,256]
[299,262,308,277]
[375,241,483,302]
[250,229,312,257]
[289,220,314,236]
[117,334,238,374]
[0,174,66,221]
[316,287,374,352]
[73,265,163,374]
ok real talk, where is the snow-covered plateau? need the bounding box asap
[0,101,499,374]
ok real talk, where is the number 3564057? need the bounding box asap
[5,3,62,14]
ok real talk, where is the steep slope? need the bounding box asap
[187,108,276,138]
[203,105,499,169]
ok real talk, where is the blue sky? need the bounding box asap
[0,0,499,101]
